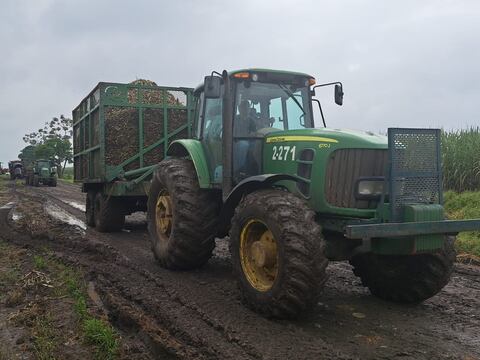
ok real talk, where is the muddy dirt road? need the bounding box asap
[3,180,480,359]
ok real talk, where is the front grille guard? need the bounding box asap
[387,128,443,221]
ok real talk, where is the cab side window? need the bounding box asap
[193,92,204,139]
[203,98,223,139]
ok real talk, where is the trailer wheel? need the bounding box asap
[85,191,96,227]
[33,175,39,187]
[230,189,328,319]
[349,236,456,303]
[93,193,125,232]
[147,158,220,270]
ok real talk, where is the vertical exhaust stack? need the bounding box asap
[388,128,443,221]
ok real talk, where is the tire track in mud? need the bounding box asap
[8,181,480,360]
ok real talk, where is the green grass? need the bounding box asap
[27,252,119,359]
[61,167,74,182]
[442,127,480,192]
[33,315,58,360]
[83,318,119,359]
[444,191,480,256]
[58,177,74,184]
[58,265,119,359]
[33,255,47,270]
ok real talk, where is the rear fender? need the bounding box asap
[167,140,211,188]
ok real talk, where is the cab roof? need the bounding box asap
[194,68,315,93]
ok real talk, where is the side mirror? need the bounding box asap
[334,84,344,106]
[204,76,221,98]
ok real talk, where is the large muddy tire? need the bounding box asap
[93,192,125,232]
[230,189,328,319]
[350,236,456,303]
[147,158,220,270]
[85,191,96,227]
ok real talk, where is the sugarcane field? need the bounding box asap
[1,2,480,359]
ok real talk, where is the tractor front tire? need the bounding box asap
[93,193,125,232]
[33,176,39,187]
[49,178,57,187]
[85,191,96,227]
[349,236,456,303]
[230,189,328,319]
[147,158,220,270]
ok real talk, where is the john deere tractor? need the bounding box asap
[147,69,480,318]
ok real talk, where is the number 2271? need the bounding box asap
[272,145,296,161]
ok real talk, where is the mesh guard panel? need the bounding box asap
[388,128,443,221]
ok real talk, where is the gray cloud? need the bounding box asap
[1,0,479,165]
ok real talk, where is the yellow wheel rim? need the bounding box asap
[155,190,172,237]
[239,219,279,292]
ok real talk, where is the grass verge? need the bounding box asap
[51,256,119,359]
[444,191,480,257]
[0,243,119,359]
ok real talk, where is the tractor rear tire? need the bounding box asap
[349,236,456,303]
[147,158,220,270]
[85,191,96,227]
[93,193,125,232]
[230,189,328,319]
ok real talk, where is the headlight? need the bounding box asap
[355,177,387,200]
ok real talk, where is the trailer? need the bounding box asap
[73,81,194,231]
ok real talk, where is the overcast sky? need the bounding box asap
[1,0,479,166]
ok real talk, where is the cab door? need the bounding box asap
[200,93,223,185]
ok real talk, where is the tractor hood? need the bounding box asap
[263,128,388,149]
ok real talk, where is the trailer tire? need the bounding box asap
[230,189,328,319]
[93,193,125,232]
[147,158,220,270]
[349,236,456,303]
[85,191,96,227]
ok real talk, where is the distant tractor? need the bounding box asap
[20,146,57,187]
[8,160,23,180]
[74,70,480,319]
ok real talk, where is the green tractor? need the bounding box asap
[26,159,57,187]
[148,69,480,318]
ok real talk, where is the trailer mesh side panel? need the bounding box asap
[388,128,442,221]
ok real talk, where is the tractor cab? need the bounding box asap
[193,69,342,191]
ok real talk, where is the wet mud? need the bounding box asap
[1,180,479,359]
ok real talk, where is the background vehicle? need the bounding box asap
[20,145,57,187]
[8,160,23,180]
[74,70,480,319]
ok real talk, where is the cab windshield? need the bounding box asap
[234,81,313,137]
